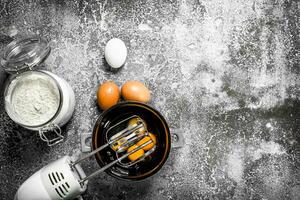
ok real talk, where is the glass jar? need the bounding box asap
[1,36,75,146]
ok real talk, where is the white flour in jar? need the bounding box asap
[7,72,60,126]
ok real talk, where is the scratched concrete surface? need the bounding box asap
[0,0,300,199]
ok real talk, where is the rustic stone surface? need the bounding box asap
[0,0,299,199]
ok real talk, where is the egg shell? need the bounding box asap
[97,81,120,110]
[105,38,127,69]
[121,81,151,103]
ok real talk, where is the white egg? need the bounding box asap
[104,38,127,69]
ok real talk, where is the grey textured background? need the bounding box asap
[0,0,300,199]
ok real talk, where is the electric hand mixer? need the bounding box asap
[15,116,156,200]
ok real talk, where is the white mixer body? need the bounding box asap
[15,156,87,200]
[14,169,51,200]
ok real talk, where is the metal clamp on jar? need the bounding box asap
[1,36,75,146]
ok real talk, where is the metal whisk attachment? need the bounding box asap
[71,115,156,184]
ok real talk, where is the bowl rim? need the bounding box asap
[92,101,171,181]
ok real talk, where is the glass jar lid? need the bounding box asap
[0,36,50,74]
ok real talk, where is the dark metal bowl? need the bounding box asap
[92,101,171,181]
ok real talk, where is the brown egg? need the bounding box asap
[121,81,150,103]
[97,81,120,110]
